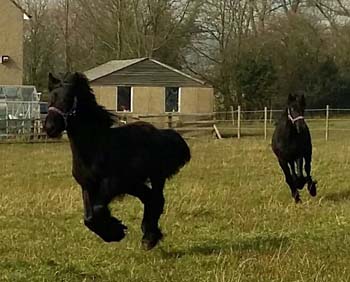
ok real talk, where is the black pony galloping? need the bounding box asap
[44,72,191,250]
[272,93,317,203]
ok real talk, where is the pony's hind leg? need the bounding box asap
[141,177,166,250]
[127,181,163,250]
[304,155,317,197]
[279,159,301,203]
[82,186,127,243]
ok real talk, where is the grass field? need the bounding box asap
[1,135,350,282]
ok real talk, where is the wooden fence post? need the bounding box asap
[168,113,173,129]
[230,106,235,126]
[237,105,241,139]
[325,105,329,141]
[264,106,268,140]
[269,108,273,124]
[5,103,9,138]
[213,124,222,139]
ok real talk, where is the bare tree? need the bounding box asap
[74,0,200,66]
[20,0,60,90]
[184,0,256,107]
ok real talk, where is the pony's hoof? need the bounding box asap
[141,231,163,251]
[294,195,302,204]
[107,218,127,242]
[308,181,317,197]
[99,223,127,243]
[84,217,127,243]
[296,177,307,190]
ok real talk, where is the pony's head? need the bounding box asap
[287,92,306,133]
[44,72,87,137]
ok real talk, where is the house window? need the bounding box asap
[165,87,180,112]
[117,86,132,112]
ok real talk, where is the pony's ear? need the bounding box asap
[48,73,60,92]
[72,72,89,86]
[287,93,295,103]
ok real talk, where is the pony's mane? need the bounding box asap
[72,72,115,128]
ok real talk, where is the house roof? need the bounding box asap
[9,0,31,19]
[85,58,145,82]
[84,57,207,85]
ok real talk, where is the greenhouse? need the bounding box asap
[0,85,42,139]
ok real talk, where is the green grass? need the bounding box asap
[1,137,350,281]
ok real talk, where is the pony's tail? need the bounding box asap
[160,129,191,178]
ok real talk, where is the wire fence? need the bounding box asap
[212,105,350,141]
[119,105,350,141]
[0,101,45,142]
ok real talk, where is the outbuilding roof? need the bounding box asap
[9,0,31,19]
[84,57,207,85]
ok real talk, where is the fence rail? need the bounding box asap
[113,105,350,141]
[2,105,350,142]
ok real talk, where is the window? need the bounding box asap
[117,86,132,112]
[165,87,180,112]
[0,87,4,99]
[40,102,48,114]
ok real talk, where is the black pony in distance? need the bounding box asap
[44,72,191,250]
[272,93,317,203]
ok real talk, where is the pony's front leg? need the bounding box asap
[289,161,298,183]
[279,159,301,203]
[288,161,304,190]
[295,158,307,190]
[82,188,127,242]
[304,155,317,197]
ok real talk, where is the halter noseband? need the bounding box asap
[48,96,77,129]
[48,106,67,117]
[47,82,77,129]
[287,108,304,124]
[48,105,76,129]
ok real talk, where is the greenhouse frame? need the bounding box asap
[0,85,43,139]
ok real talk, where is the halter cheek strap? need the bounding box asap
[48,106,66,117]
[287,108,304,124]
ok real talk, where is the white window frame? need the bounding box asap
[116,86,133,113]
[178,87,182,113]
[165,87,181,113]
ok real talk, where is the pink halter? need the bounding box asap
[48,106,66,117]
[287,108,304,124]
[48,103,76,129]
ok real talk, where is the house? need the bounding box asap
[84,58,214,115]
[0,0,30,85]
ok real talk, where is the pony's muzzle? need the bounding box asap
[44,111,65,138]
[295,119,306,134]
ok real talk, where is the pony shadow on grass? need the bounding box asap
[323,190,350,203]
[160,234,290,259]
